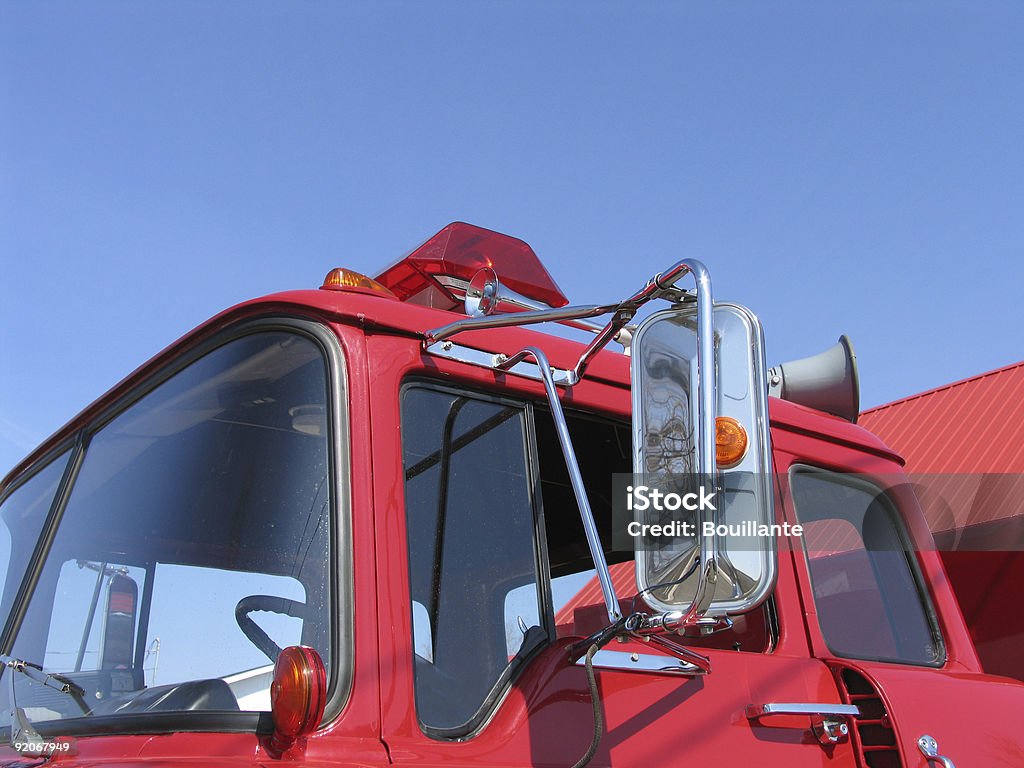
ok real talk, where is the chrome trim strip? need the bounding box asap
[576,649,704,675]
[424,341,577,386]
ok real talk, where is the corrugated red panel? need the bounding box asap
[860,360,1024,533]
[860,360,1024,474]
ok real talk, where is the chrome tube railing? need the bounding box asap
[496,346,620,623]
[682,260,718,616]
[424,303,621,351]
[424,258,719,630]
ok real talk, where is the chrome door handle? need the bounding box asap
[746,703,860,746]
[918,735,956,768]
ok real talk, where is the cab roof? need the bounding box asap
[3,283,899,490]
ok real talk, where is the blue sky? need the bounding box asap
[2,1,1023,477]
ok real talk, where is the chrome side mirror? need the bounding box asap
[632,303,775,618]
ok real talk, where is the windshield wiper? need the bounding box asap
[1,655,87,752]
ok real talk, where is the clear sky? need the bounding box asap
[2,2,1023,478]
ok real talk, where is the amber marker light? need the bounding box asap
[320,267,397,297]
[268,645,328,756]
[715,416,749,468]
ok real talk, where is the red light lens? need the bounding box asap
[270,646,327,746]
[374,222,569,311]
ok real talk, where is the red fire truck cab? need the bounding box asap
[1,222,1021,767]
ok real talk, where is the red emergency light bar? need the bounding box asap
[374,222,570,312]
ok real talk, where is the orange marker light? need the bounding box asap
[320,268,396,297]
[715,416,748,468]
[269,646,327,755]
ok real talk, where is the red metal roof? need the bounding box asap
[860,360,1024,535]
[860,360,1024,474]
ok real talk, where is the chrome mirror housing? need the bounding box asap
[632,303,776,618]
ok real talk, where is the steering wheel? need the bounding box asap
[234,595,306,662]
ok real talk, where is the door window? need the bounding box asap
[792,468,943,666]
[401,386,544,737]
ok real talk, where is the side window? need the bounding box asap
[792,469,943,666]
[8,329,336,721]
[536,409,773,653]
[535,409,631,635]
[0,450,70,623]
[401,386,544,737]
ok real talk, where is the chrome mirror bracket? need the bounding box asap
[623,609,731,638]
[645,633,712,674]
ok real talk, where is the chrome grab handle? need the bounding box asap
[918,735,956,768]
[746,702,860,746]
[746,702,861,719]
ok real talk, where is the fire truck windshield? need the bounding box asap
[0,328,336,734]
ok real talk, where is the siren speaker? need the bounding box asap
[768,335,860,423]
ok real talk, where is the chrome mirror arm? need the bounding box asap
[425,258,720,627]
[424,303,622,349]
[496,346,620,624]
[572,258,703,381]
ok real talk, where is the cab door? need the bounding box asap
[371,333,860,766]
[775,426,1024,767]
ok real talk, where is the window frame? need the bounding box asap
[0,440,79,647]
[0,316,352,739]
[790,464,946,668]
[399,379,556,740]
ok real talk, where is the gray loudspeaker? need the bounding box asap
[768,335,860,423]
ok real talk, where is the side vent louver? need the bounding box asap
[832,666,903,768]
